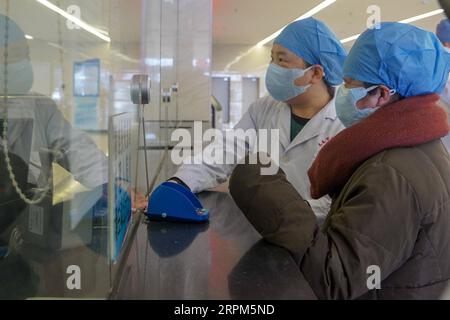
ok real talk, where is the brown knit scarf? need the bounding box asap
[308,94,450,199]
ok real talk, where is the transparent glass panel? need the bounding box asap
[0,0,144,299]
[0,0,211,299]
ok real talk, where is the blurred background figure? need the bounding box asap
[0,13,108,193]
[0,13,109,277]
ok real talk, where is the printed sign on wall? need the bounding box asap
[73,59,101,131]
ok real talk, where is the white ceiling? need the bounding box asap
[212,0,447,72]
[3,0,142,44]
[1,0,446,74]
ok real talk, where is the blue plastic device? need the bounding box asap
[147,182,209,223]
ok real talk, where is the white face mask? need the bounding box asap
[0,60,33,95]
[335,85,396,128]
[265,64,313,102]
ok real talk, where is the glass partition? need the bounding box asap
[0,0,211,299]
[0,0,140,299]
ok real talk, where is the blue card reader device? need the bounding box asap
[147,182,209,223]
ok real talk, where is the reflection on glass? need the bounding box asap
[0,9,110,299]
[0,0,159,298]
[0,0,203,299]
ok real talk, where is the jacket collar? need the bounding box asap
[323,86,338,121]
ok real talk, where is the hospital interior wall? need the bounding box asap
[134,0,212,193]
[141,0,212,123]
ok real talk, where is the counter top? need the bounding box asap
[115,191,317,300]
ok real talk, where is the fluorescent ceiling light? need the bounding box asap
[340,34,360,44]
[224,46,258,71]
[92,26,109,36]
[257,0,337,47]
[47,41,64,50]
[341,9,444,44]
[25,34,34,40]
[399,8,443,24]
[35,0,111,42]
[225,0,337,71]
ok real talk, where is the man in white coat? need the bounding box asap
[168,18,347,220]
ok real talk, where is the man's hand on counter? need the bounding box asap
[129,188,148,212]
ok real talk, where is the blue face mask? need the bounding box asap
[265,63,313,102]
[335,85,381,128]
[0,60,33,95]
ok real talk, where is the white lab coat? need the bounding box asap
[175,93,345,220]
[0,93,108,189]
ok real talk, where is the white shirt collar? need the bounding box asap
[322,86,339,121]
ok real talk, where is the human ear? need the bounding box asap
[309,65,325,85]
[294,65,324,86]
[375,86,393,107]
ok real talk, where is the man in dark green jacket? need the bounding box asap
[229,23,450,300]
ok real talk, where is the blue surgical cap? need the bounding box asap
[344,22,450,98]
[274,17,347,86]
[437,19,450,43]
